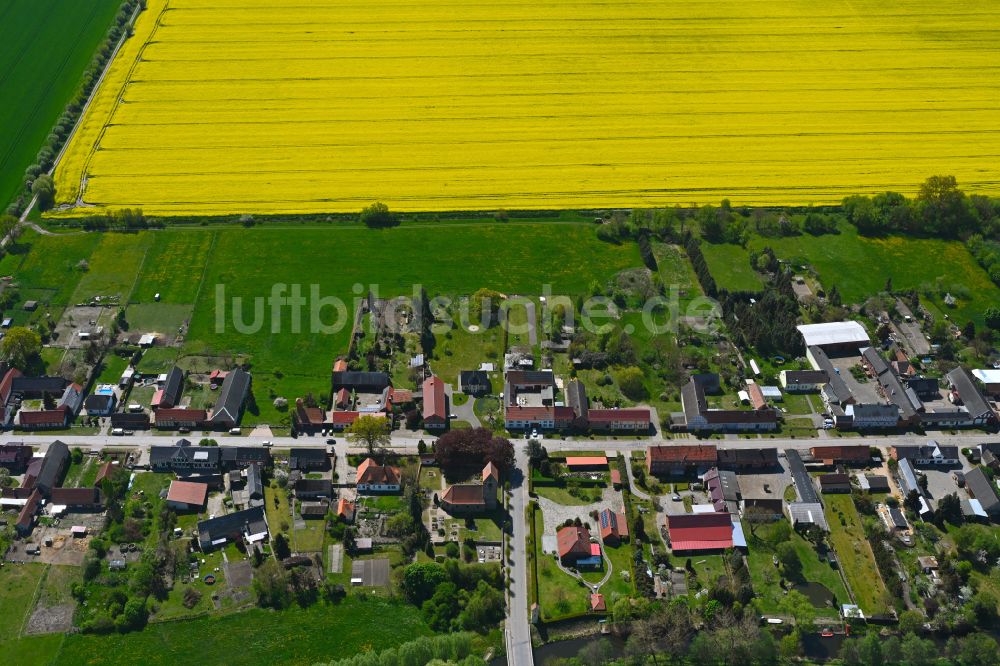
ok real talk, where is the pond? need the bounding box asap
[794,581,836,608]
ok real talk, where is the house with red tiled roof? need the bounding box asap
[50,487,103,510]
[647,444,718,475]
[810,445,871,466]
[556,525,594,565]
[329,410,361,431]
[422,376,447,430]
[505,405,575,431]
[166,480,209,510]
[665,512,734,553]
[0,368,22,408]
[17,407,70,430]
[439,462,499,515]
[334,388,351,409]
[292,398,330,433]
[0,444,32,474]
[747,382,767,410]
[586,408,651,432]
[356,458,401,494]
[590,593,606,612]
[155,408,207,429]
[564,456,607,471]
[599,508,629,546]
[336,498,355,523]
[94,460,115,487]
[16,489,41,535]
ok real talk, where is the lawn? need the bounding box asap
[699,243,764,292]
[746,523,849,616]
[748,223,1000,327]
[532,506,589,620]
[0,0,122,208]
[265,483,292,535]
[361,494,406,514]
[53,597,432,666]
[136,347,179,375]
[534,484,603,506]
[600,542,636,598]
[823,493,891,616]
[429,324,503,391]
[0,563,46,641]
[93,353,129,386]
[781,393,816,416]
[292,517,327,552]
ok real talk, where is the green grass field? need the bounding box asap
[177,223,638,424]
[823,493,891,616]
[0,563,46,641]
[0,231,101,307]
[0,0,122,208]
[748,224,1000,326]
[51,597,431,665]
[699,242,764,292]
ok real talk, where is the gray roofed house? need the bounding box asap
[331,371,391,393]
[566,379,588,420]
[680,376,778,432]
[160,367,184,409]
[808,346,855,406]
[861,347,890,377]
[946,367,996,425]
[150,443,221,473]
[787,502,829,531]
[887,507,908,530]
[59,384,83,415]
[84,393,116,416]
[846,402,899,429]
[717,447,779,469]
[289,448,329,471]
[785,449,820,504]
[246,463,264,500]
[459,370,492,397]
[11,376,69,398]
[862,475,891,493]
[209,368,251,428]
[892,442,960,466]
[110,412,150,429]
[964,467,1000,516]
[34,441,69,496]
[906,377,940,399]
[221,446,272,470]
[294,478,332,499]
[897,458,922,498]
[197,506,268,550]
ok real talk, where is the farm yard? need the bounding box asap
[52,0,1000,215]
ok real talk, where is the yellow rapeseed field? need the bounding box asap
[54,0,1000,215]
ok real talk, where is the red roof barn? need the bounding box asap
[665,512,733,552]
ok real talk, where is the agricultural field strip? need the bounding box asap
[54,0,1000,215]
[0,0,121,208]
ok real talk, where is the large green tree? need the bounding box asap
[1,326,40,369]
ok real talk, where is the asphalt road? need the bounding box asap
[4,430,996,457]
[505,445,534,666]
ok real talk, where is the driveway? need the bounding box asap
[446,383,481,428]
